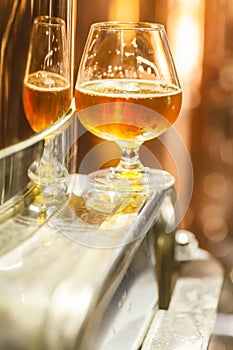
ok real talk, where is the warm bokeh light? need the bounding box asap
[167,0,205,109]
[203,172,228,199]
[109,0,140,21]
[157,0,205,224]
[175,15,201,77]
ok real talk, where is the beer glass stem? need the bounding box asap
[42,136,54,168]
[28,135,68,187]
[113,142,144,177]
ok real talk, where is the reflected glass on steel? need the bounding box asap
[23,15,72,188]
[0,0,75,207]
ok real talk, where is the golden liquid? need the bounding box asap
[75,79,182,142]
[23,71,71,132]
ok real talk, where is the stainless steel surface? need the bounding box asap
[0,170,224,349]
[0,173,167,349]
[81,233,158,350]
[0,0,74,145]
[0,108,76,209]
[0,0,75,204]
[142,235,224,350]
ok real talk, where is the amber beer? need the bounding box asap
[75,79,182,142]
[23,71,71,132]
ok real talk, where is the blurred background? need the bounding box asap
[1,0,233,348]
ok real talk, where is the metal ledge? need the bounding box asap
[141,236,224,350]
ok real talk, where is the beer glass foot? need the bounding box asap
[88,167,175,193]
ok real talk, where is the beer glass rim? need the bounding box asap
[33,15,65,27]
[90,21,165,32]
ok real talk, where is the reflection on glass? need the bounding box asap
[23,16,71,189]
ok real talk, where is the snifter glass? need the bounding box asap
[23,16,71,188]
[75,22,182,192]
